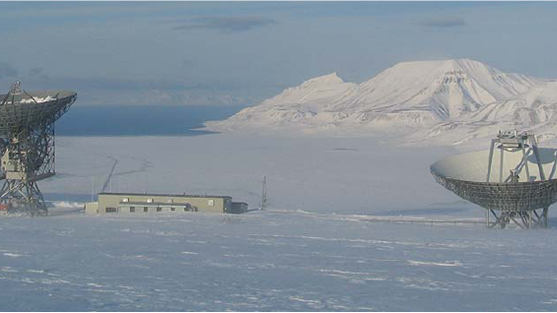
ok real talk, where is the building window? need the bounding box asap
[156,207,162,212]
[208,200,214,206]
[106,207,117,213]
[144,207,148,213]
[171,207,175,212]
[130,206,135,213]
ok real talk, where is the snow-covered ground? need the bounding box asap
[46,134,469,216]
[2,210,557,311]
[1,134,557,311]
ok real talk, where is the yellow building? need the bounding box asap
[85,192,247,215]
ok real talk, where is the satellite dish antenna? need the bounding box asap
[431,131,557,229]
[0,82,77,215]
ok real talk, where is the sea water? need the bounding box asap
[56,105,243,136]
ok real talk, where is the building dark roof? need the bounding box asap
[99,192,231,199]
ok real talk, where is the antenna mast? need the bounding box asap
[261,175,267,210]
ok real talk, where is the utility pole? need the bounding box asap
[144,173,148,194]
[91,176,95,202]
[261,176,267,210]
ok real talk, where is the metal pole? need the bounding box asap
[521,142,530,181]
[531,135,546,180]
[261,175,267,210]
[499,145,504,183]
[144,173,148,194]
[487,139,496,182]
[543,207,548,228]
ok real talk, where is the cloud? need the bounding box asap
[23,75,251,95]
[28,67,48,78]
[419,17,467,28]
[27,76,187,91]
[173,16,276,33]
[63,88,256,107]
[0,63,18,79]
[10,74,257,106]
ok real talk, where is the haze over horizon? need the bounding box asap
[1,2,556,107]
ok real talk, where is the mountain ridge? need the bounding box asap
[205,59,554,145]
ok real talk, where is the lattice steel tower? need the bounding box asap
[261,175,267,210]
[0,82,77,215]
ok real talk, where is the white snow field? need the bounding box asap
[1,134,557,311]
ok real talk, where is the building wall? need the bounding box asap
[84,202,99,214]
[94,193,231,214]
[230,202,249,214]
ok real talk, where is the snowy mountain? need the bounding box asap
[411,80,557,145]
[205,59,554,145]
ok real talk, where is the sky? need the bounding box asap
[0,2,557,107]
